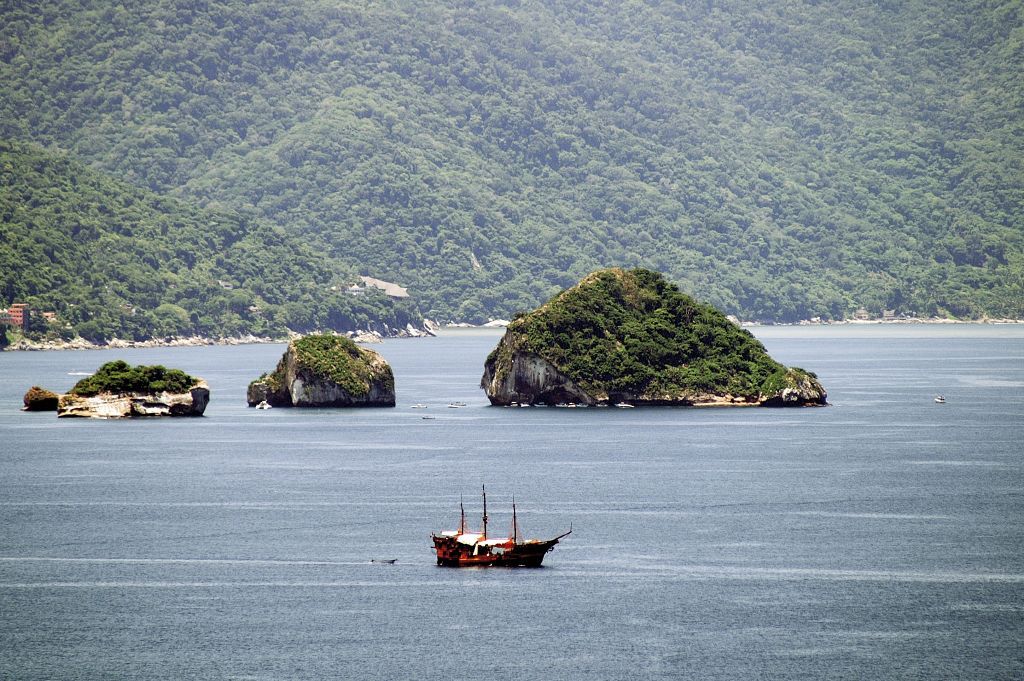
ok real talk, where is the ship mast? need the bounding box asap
[458,495,466,534]
[511,495,519,544]
[481,484,488,539]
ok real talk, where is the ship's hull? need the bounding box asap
[432,537,559,567]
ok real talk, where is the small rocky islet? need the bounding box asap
[25,360,210,418]
[481,268,827,408]
[247,335,395,408]
[22,386,60,411]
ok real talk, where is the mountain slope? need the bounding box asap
[2,0,1021,321]
[0,140,419,341]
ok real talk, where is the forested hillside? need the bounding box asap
[2,0,1022,324]
[0,141,419,341]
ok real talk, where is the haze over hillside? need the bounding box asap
[2,0,1022,329]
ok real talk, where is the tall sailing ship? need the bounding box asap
[432,486,571,567]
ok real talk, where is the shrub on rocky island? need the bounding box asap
[69,360,199,397]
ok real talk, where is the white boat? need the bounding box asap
[255,400,272,410]
[614,403,635,409]
[934,395,946,404]
[411,404,427,409]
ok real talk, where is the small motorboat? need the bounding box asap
[411,404,428,409]
[934,395,946,404]
[370,558,397,564]
[614,403,635,409]
[255,400,272,410]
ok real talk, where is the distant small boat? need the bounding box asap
[411,404,427,409]
[614,403,635,409]
[67,371,93,376]
[422,415,436,420]
[447,402,466,408]
[370,558,397,564]
[255,400,272,410]
[934,395,946,404]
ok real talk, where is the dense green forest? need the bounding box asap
[0,141,420,341]
[1,0,1022,327]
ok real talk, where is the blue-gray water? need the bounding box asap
[1,326,1022,680]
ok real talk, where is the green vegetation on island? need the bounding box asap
[483,268,825,405]
[2,0,1022,331]
[289,335,390,399]
[248,334,395,407]
[69,360,199,396]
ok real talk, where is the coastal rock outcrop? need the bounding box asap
[58,384,210,418]
[23,386,60,411]
[247,335,395,407]
[482,352,597,406]
[481,268,827,408]
[55,361,209,418]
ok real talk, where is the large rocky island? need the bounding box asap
[481,268,827,407]
[247,335,395,408]
[56,360,209,418]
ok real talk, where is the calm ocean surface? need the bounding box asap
[1,325,1022,680]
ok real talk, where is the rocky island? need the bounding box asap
[481,268,827,407]
[247,335,395,408]
[56,360,209,418]
[23,386,60,411]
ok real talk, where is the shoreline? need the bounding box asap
[743,317,1024,328]
[3,334,284,353]
[3,317,1020,352]
[2,327,435,353]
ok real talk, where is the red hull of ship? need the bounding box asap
[432,536,559,567]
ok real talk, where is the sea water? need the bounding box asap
[0,325,1022,679]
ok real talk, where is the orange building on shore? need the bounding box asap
[1,303,30,330]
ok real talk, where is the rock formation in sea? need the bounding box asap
[23,386,59,411]
[247,335,395,407]
[481,268,827,408]
[56,360,209,418]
